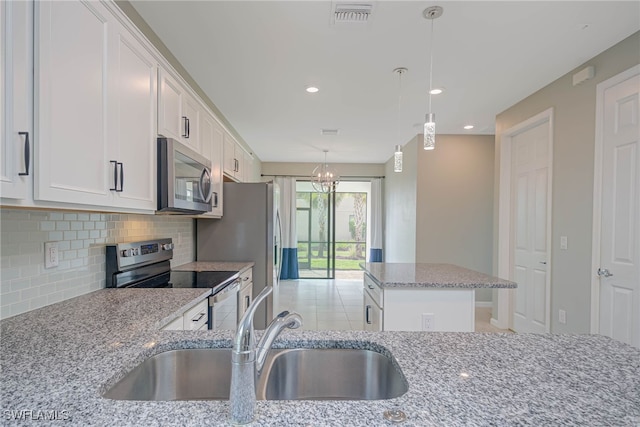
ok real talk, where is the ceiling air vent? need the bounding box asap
[333,2,373,24]
[321,129,340,136]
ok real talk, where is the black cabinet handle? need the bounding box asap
[118,162,124,192]
[18,132,30,176]
[245,296,250,310]
[365,305,372,324]
[182,116,188,138]
[213,191,218,208]
[110,161,118,191]
[186,117,190,138]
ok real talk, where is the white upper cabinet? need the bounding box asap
[199,111,224,217]
[109,19,157,210]
[35,0,156,211]
[0,1,32,200]
[223,131,252,182]
[182,92,200,153]
[35,0,113,206]
[158,68,184,141]
[158,68,201,154]
[243,149,254,183]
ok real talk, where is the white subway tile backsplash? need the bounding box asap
[1,208,194,320]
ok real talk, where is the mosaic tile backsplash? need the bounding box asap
[0,209,194,319]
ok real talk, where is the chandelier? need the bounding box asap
[311,150,340,193]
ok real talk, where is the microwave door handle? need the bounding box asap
[199,168,212,203]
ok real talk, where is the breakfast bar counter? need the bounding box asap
[1,288,638,426]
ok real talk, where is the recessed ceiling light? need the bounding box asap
[306,86,319,93]
[463,125,474,130]
[429,88,443,95]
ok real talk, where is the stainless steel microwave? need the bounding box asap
[157,137,212,214]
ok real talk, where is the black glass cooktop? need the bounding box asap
[169,270,238,291]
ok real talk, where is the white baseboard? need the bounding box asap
[475,301,492,308]
[490,317,505,329]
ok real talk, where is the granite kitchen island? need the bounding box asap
[361,263,517,331]
[1,288,639,426]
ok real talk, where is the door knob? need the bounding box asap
[597,268,613,278]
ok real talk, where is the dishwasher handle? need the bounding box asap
[212,279,240,303]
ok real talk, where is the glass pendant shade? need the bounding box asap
[311,152,340,193]
[394,145,403,172]
[423,112,435,150]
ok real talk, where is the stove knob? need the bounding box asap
[161,243,174,251]
[121,248,134,257]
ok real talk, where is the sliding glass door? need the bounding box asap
[296,182,334,278]
[295,181,371,279]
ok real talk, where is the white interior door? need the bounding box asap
[511,120,551,334]
[595,66,640,348]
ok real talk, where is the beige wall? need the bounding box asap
[493,31,640,333]
[384,137,418,263]
[416,135,495,301]
[261,162,385,180]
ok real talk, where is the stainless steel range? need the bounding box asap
[105,238,239,329]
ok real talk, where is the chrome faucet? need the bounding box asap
[229,286,302,425]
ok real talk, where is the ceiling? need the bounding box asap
[130,1,640,164]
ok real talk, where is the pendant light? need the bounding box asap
[393,67,407,173]
[311,150,340,193]
[423,6,443,151]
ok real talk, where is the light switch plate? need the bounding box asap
[560,236,568,250]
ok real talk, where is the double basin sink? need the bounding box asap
[104,347,408,401]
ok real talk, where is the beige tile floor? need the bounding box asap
[274,278,511,333]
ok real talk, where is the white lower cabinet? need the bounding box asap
[363,273,476,332]
[34,0,157,211]
[162,298,209,331]
[363,289,382,331]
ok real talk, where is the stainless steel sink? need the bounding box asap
[259,348,408,400]
[103,347,407,401]
[103,349,232,400]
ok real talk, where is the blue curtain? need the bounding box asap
[368,178,383,262]
[280,248,299,280]
[369,248,383,262]
[275,177,299,280]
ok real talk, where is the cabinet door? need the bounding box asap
[158,68,184,141]
[223,132,237,178]
[0,1,32,200]
[243,150,253,183]
[199,112,223,217]
[35,0,113,205]
[363,291,382,331]
[182,93,200,153]
[111,24,157,211]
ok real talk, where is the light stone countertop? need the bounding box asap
[172,261,254,273]
[1,288,639,426]
[362,262,517,289]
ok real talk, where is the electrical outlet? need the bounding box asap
[44,242,59,269]
[422,313,435,331]
[559,309,566,324]
[560,236,568,250]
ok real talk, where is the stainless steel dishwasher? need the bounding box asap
[210,278,240,330]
